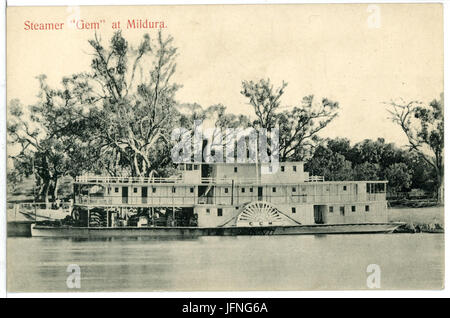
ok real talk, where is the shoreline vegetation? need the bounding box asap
[389,205,444,234]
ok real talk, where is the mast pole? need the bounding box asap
[32,157,37,221]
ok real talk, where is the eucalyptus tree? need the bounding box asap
[388,94,444,203]
[7,75,98,202]
[82,30,182,177]
[241,79,339,161]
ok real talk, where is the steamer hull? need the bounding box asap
[31,222,403,238]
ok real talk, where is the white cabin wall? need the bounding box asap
[213,163,257,180]
[216,186,232,205]
[325,202,388,224]
[196,206,241,227]
[108,185,122,205]
[211,162,308,184]
[103,185,198,206]
[183,170,201,183]
[261,162,306,184]
[276,204,315,225]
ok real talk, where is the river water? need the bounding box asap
[7,233,444,292]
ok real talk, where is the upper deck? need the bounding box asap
[73,162,387,208]
[75,162,324,185]
[74,175,325,185]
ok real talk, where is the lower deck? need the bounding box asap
[71,199,388,229]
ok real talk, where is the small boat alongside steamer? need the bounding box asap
[30,161,403,237]
[9,202,72,222]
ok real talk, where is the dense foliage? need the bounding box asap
[305,137,437,196]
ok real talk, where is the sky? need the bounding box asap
[6,4,444,151]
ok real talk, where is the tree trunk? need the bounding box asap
[436,172,444,204]
[43,180,50,203]
[52,177,59,202]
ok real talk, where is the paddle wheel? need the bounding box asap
[236,201,286,227]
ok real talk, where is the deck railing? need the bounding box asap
[75,192,386,207]
[200,177,260,184]
[307,176,325,182]
[76,175,325,184]
[76,175,184,184]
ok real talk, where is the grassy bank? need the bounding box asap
[388,198,440,209]
[389,206,444,233]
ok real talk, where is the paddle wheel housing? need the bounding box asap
[236,201,285,226]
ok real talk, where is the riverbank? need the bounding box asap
[388,198,439,208]
[389,206,444,233]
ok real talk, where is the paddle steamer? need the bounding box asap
[31,162,401,237]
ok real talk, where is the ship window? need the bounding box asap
[340,206,345,215]
[206,208,210,214]
[250,187,253,193]
[293,166,297,172]
[329,206,334,213]
[241,188,245,193]
[292,207,296,214]
[224,188,229,193]
[190,187,194,193]
[272,187,276,193]
[218,208,223,217]
[281,166,285,172]
[187,164,192,171]
[194,164,199,170]
[292,187,296,192]
[352,206,356,212]
[133,187,138,193]
[152,188,156,193]
[172,187,176,193]
[115,187,119,193]
[234,167,238,173]
[365,205,370,212]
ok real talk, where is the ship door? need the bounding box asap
[314,205,325,224]
[122,186,128,204]
[142,186,147,204]
[258,187,263,201]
